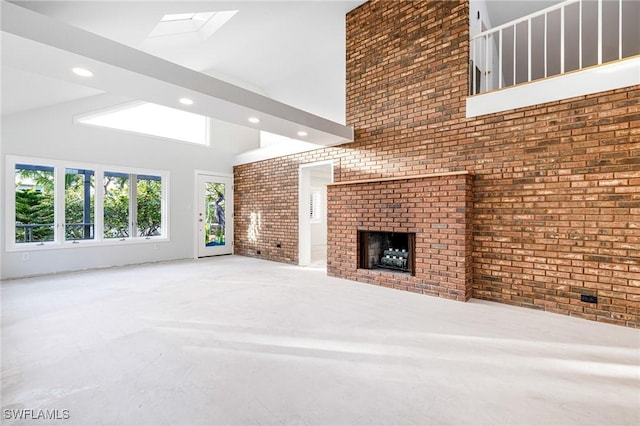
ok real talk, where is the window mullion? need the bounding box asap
[95,170,104,242]
[55,166,65,244]
[130,174,137,238]
[6,158,17,247]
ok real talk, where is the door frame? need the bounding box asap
[194,170,234,259]
[298,160,333,266]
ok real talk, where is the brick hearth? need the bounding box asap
[327,171,473,301]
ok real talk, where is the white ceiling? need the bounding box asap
[2,0,570,141]
[2,0,364,126]
[1,66,103,116]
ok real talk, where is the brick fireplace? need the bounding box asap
[327,171,473,302]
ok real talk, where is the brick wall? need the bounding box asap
[234,0,640,327]
[327,172,473,301]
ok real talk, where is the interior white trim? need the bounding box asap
[298,160,334,267]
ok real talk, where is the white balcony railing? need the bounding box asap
[469,0,640,95]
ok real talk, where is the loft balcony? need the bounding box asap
[470,0,639,94]
[467,0,640,117]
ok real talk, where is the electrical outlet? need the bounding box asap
[21,252,30,261]
[580,294,598,304]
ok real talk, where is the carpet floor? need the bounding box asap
[2,255,639,425]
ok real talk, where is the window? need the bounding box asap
[103,172,130,239]
[160,13,197,22]
[6,156,168,250]
[75,101,209,146]
[15,164,55,244]
[204,182,226,246]
[309,188,322,222]
[150,10,238,39]
[65,168,95,241]
[137,175,163,237]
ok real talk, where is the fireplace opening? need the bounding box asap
[358,231,416,275]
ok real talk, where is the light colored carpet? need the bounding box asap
[2,255,639,425]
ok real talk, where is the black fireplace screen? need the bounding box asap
[359,231,415,275]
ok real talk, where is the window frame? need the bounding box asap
[64,167,96,243]
[309,187,323,224]
[13,162,57,246]
[5,155,170,252]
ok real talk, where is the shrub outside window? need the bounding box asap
[137,175,163,237]
[15,164,55,243]
[103,172,131,239]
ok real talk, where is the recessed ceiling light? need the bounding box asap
[179,97,194,105]
[72,67,93,77]
[297,131,308,137]
[248,117,260,124]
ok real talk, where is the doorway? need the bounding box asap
[196,173,233,258]
[298,161,333,267]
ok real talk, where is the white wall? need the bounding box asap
[1,93,258,279]
[469,0,493,38]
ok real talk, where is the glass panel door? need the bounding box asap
[197,174,233,257]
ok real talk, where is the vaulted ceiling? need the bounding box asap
[2,0,365,148]
[1,0,565,146]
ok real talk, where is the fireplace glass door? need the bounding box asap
[359,231,415,275]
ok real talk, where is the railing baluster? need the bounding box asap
[618,0,622,60]
[598,0,603,64]
[470,39,473,95]
[561,5,565,74]
[544,12,548,78]
[579,0,582,69]
[471,38,476,95]
[475,38,478,94]
[528,18,532,82]
[499,28,503,89]
[513,23,517,84]
[485,34,490,91]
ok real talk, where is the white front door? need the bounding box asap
[197,174,233,257]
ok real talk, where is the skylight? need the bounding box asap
[149,10,238,39]
[76,102,209,146]
[161,13,197,22]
